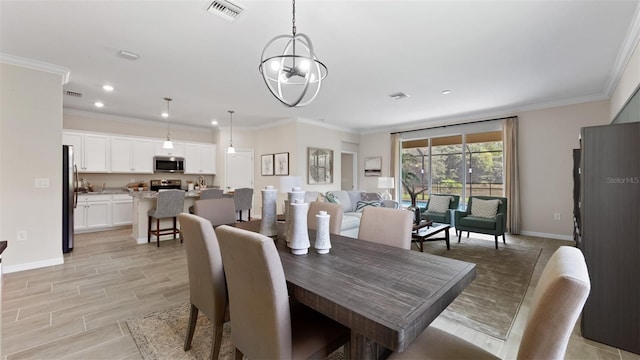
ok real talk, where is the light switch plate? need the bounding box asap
[35,178,50,188]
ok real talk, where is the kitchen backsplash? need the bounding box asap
[79,173,216,190]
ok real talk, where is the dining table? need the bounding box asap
[234,220,476,360]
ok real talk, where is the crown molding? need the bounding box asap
[0,52,70,85]
[63,108,215,131]
[603,4,640,96]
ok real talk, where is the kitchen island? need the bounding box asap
[129,191,200,244]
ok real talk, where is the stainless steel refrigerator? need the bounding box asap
[63,145,78,253]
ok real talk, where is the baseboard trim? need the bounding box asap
[3,257,65,274]
[519,230,573,241]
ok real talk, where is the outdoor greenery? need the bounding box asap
[402,141,503,205]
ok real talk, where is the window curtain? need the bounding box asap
[503,117,520,234]
[390,133,401,200]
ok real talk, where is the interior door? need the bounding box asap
[226,150,254,191]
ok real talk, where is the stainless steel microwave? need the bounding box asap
[154,156,185,173]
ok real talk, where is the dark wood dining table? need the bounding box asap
[234,221,476,359]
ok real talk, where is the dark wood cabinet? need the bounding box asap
[580,122,640,354]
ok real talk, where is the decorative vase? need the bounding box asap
[314,211,331,254]
[259,186,278,237]
[285,187,305,244]
[289,200,310,255]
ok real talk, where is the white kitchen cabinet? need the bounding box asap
[112,194,133,226]
[75,194,111,231]
[63,131,109,172]
[110,136,154,173]
[184,144,216,174]
[154,140,185,157]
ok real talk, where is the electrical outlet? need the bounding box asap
[554,213,561,221]
[17,230,27,241]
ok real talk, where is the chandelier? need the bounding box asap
[258,0,327,107]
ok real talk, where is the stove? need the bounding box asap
[150,179,182,192]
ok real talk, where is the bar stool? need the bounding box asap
[188,188,224,214]
[232,188,253,222]
[148,189,185,247]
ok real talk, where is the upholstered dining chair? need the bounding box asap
[388,246,591,360]
[147,189,185,247]
[307,201,344,235]
[232,188,253,221]
[178,213,227,360]
[194,198,237,228]
[358,207,414,249]
[215,225,350,360]
[189,188,224,213]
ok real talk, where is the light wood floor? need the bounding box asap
[2,228,639,359]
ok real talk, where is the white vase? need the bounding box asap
[259,186,278,237]
[285,187,305,244]
[315,211,331,254]
[289,200,310,255]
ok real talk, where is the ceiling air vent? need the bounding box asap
[389,92,410,100]
[64,90,83,98]
[206,0,245,22]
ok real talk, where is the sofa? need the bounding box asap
[303,190,398,238]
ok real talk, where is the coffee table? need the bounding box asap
[412,221,451,251]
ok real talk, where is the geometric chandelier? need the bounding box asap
[258,0,327,107]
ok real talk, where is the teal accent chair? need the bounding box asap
[421,194,460,225]
[455,196,508,249]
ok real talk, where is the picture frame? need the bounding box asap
[308,147,333,184]
[364,156,382,176]
[261,154,274,176]
[274,152,289,176]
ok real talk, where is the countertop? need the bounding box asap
[79,188,130,195]
[129,190,201,199]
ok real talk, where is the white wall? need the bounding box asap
[0,63,66,271]
[611,38,640,120]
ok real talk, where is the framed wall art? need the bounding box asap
[261,154,274,176]
[364,156,382,176]
[308,147,333,184]
[274,152,289,176]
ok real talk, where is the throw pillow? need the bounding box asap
[427,195,451,213]
[361,192,382,201]
[470,198,500,219]
[355,200,381,212]
[316,193,327,202]
[325,192,340,204]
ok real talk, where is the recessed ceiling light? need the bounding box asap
[118,50,139,61]
[211,120,218,126]
[161,112,169,118]
[102,85,114,92]
[442,90,451,95]
[94,101,104,108]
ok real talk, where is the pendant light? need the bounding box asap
[162,97,174,149]
[227,110,235,154]
[258,0,327,107]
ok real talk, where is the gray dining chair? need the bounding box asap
[388,246,591,360]
[189,188,225,213]
[307,201,344,235]
[232,188,253,221]
[358,207,414,249]
[215,225,350,359]
[147,189,185,247]
[193,198,237,228]
[178,213,228,360]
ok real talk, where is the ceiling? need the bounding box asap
[1,0,639,132]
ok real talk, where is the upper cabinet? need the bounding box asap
[63,131,110,173]
[63,130,216,174]
[154,141,185,157]
[110,136,154,173]
[184,143,216,174]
